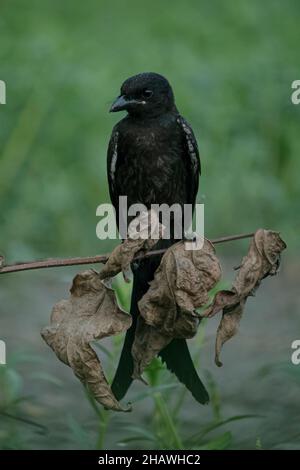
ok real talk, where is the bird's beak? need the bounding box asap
[109,95,143,112]
[109,95,129,113]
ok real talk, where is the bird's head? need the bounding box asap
[109,72,175,117]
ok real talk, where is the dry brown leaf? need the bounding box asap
[41,269,132,412]
[132,238,222,379]
[203,229,287,366]
[214,301,245,367]
[131,317,172,381]
[99,238,152,282]
[99,210,165,281]
[139,237,221,337]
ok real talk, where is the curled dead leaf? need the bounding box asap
[131,317,172,381]
[139,237,221,337]
[41,269,132,412]
[99,210,165,282]
[203,229,287,366]
[214,302,245,367]
[132,238,222,379]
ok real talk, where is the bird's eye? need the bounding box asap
[142,89,153,98]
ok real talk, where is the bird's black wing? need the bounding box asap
[107,126,120,216]
[176,115,201,208]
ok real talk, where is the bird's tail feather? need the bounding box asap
[111,262,147,401]
[159,338,209,404]
[111,245,209,405]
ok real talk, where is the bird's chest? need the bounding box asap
[116,124,187,206]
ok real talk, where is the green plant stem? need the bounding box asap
[84,387,111,450]
[153,393,183,450]
[96,410,110,450]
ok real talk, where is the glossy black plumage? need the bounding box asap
[106,72,208,404]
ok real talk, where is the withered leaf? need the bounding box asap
[99,238,152,282]
[203,229,287,366]
[133,237,222,378]
[99,210,165,282]
[214,301,245,367]
[41,269,132,412]
[139,237,222,337]
[131,317,172,381]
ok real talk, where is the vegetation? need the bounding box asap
[0,0,299,450]
[0,0,299,261]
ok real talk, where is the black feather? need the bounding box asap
[159,339,209,404]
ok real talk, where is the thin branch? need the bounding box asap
[0,232,254,275]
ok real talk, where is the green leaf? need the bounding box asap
[145,357,165,387]
[119,425,157,442]
[186,414,262,446]
[153,393,183,450]
[130,383,180,403]
[0,368,23,404]
[29,371,63,386]
[67,414,93,450]
[193,431,232,450]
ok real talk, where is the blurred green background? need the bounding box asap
[0,0,299,450]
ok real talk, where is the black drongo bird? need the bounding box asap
[107,72,209,405]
